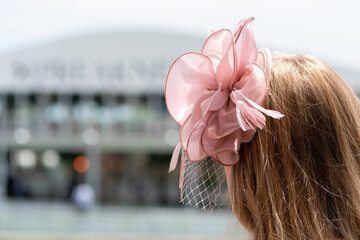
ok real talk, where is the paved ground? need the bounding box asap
[0,200,248,240]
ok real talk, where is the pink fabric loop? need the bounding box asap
[169,142,181,173]
[166,17,284,172]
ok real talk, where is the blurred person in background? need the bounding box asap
[71,183,95,211]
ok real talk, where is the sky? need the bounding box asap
[0,0,359,70]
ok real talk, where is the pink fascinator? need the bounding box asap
[165,17,284,209]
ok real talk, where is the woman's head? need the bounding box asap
[228,53,360,239]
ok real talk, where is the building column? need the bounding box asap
[81,93,102,203]
[0,95,8,200]
[85,143,102,203]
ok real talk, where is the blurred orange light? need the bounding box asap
[73,156,90,173]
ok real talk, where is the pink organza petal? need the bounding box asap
[206,101,238,139]
[185,112,212,161]
[202,29,236,90]
[212,151,240,166]
[180,86,228,162]
[202,129,241,163]
[233,18,258,76]
[169,142,181,173]
[208,88,229,111]
[233,62,268,105]
[180,90,215,149]
[233,18,249,37]
[240,129,257,143]
[165,52,217,125]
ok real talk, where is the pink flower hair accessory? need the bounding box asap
[165,18,284,201]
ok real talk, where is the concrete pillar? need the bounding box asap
[85,143,102,203]
[57,94,72,138]
[35,94,49,138]
[80,93,103,203]
[100,94,117,138]
[0,95,8,199]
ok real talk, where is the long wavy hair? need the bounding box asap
[228,54,360,239]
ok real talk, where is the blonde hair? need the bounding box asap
[228,54,360,239]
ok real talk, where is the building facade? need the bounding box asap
[0,31,358,206]
[0,31,204,206]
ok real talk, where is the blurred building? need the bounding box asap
[0,31,358,206]
[0,31,203,206]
